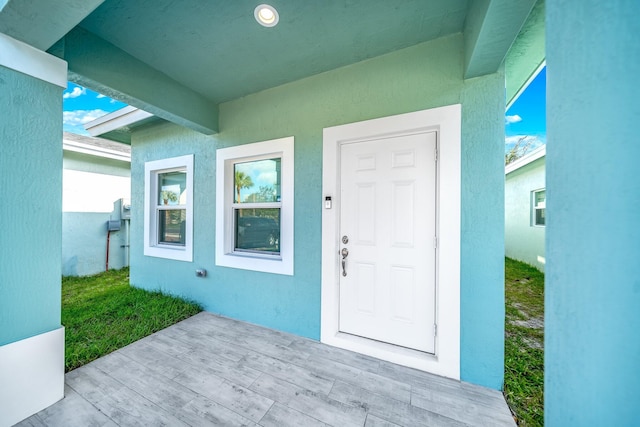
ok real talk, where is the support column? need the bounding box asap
[546,1,640,425]
[0,33,67,426]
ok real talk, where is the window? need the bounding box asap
[216,137,294,275]
[233,158,281,254]
[532,189,546,226]
[144,155,193,261]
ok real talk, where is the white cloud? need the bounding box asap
[63,109,109,126]
[63,86,86,99]
[505,114,522,124]
[96,93,106,99]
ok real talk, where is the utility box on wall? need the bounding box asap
[121,199,131,220]
[113,198,131,220]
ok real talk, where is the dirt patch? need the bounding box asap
[522,336,543,350]
[512,317,544,330]
[522,337,544,350]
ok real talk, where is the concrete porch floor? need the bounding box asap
[17,312,515,426]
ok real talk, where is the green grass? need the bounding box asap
[62,268,202,372]
[504,258,545,426]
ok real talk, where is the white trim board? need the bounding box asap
[0,327,65,426]
[0,32,67,88]
[321,105,461,380]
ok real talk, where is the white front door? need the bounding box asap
[338,131,437,353]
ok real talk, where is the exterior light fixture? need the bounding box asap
[254,4,279,27]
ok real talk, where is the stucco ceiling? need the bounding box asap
[0,0,539,136]
[77,0,469,103]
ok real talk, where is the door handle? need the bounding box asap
[341,247,349,277]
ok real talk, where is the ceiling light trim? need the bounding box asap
[254,4,279,27]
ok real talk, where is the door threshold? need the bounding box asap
[323,331,451,377]
[339,331,434,354]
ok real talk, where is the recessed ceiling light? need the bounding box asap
[254,4,279,27]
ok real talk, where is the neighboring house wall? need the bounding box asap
[62,138,131,276]
[130,34,506,389]
[505,150,545,271]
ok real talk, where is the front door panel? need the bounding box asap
[339,131,437,353]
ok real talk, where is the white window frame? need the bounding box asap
[144,154,193,261]
[216,137,294,275]
[532,188,546,227]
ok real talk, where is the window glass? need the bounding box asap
[533,189,546,226]
[158,171,187,206]
[235,209,280,253]
[234,158,281,203]
[535,208,545,226]
[535,190,545,208]
[158,209,186,245]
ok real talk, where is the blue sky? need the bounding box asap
[505,65,546,152]
[62,82,127,134]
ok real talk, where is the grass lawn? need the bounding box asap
[504,257,545,426]
[62,268,202,372]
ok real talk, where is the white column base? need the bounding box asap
[0,327,65,427]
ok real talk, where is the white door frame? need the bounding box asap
[321,105,461,380]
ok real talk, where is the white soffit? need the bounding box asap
[84,105,153,136]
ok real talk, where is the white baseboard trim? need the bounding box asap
[0,327,65,427]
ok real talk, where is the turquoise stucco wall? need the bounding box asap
[62,212,128,276]
[130,34,506,389]
[546,0,640,424]
[0,65,62,346]
[505,156,546,271]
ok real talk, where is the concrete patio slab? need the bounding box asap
[17,312,515,426]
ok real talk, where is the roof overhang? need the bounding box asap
[84,106,159,144]
[505,0,546,108]
[63,132,131,162]
[505,144,545,175]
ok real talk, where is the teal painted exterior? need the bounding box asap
[0,65,62,346]
[546,0,640,425]
[505,154,545,271]
[62,213,128,276]
[130,34,506,389]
